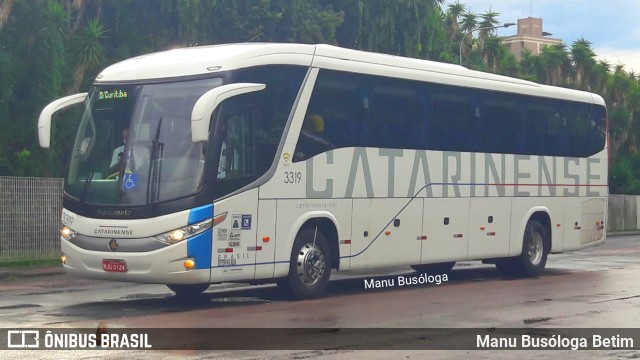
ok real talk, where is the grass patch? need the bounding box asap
[0,258,60,268]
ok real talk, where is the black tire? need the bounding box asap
[495,219,548,277]
[167,283,210,296]
[410,261,455,274]
[278,228,332,300]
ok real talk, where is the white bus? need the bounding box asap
[38,43,608,299]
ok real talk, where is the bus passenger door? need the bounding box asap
[209,100,267,281]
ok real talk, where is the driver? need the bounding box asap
[108,127,150,175]
[109,128,128,170]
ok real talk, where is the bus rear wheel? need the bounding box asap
[495,219,548,277]
[167,283,210,296]
[278,228,331,300]
[410,261,455,274]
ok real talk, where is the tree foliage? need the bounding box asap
[1,0,640,194]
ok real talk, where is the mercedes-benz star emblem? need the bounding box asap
[108,239,119,251]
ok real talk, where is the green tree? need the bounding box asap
[570,37,596,90]
[536,43,571,86]
[607,65,638,162]
[519,48,539,81]
[443,1,465,62]
[480,35,503,71]
[477,8,499,42]
[444,1,465,43]
[328,0,446,59]
[458,10,477,64]
[68,19,106,94]
[591,59,610,95]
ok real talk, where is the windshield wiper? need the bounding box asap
[146,118,164,205]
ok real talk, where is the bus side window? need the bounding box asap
[516,101,528,154]
[216,105,257,181]
[295,70,366,161]
[565,102,594,157]
[589,105,606,156]
[430,84,479,152]
[371,90,416,149]
[416,88,431,149]
[232,64,307,170]
[546,106,569,156]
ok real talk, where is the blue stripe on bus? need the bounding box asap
[188,204,213,225]
[187,229,213,269]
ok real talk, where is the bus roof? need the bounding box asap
[96,43,316,82]
[95,43,605,106]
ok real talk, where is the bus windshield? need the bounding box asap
[66,77,222,206]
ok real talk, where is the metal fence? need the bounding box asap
[0,177,63,262]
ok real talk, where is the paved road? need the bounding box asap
[1,235,640,359]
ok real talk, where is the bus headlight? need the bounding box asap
[60,225,77,241]
[155,218,213,245]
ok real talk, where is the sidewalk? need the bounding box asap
[1,232,639,281]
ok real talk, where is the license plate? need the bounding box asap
[102,259,127,273]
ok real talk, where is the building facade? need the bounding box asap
[501,17,562,60]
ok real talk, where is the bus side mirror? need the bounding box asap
[191,83,266,143]
[38,93,88,148]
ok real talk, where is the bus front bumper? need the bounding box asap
[60,237,211,285]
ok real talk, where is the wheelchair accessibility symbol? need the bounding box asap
[122,173,138,190]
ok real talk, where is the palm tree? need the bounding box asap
[477,8,499,42]
[459,10,477,33]
[607,65,638,163]
[609,64,632,106]
[570,37,596,90]
[68,18,106,94]
[537,43,571,86]
[445,1,465,45]
[519,48,538,81]
[591,59,611,95]
[499,51,519,77]
[458,10,477,63]
[481,35,502,71]
[37,0,69,96]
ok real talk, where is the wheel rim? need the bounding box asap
[527,231,544,265]
[296,243,326,286]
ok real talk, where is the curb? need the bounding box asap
[607,231,640,237]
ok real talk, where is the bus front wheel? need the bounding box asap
[167,283,210,296]
[495,219,548,277]
[278,228,331,300]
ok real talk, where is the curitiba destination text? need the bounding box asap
[476,334,635,350]
[364,273,448,289]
